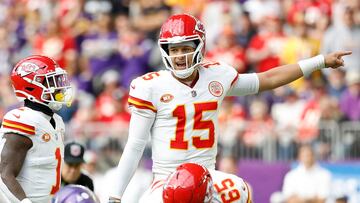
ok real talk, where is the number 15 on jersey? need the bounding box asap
[171,101,217,150]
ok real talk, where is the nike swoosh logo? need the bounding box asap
[131,85,136,89]
[12,114,20,119]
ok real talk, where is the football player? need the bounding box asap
[162,163,251,203]
[0,55,73,203]
[108,13,351,202]
[52,184,99,203]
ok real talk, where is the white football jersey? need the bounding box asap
[0,106,64,203]
[210,170,252,203]
[128,62,240,178]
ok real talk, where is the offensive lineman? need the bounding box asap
[0,55,73,203]
[108,13,351,202]
[162,163,251,203]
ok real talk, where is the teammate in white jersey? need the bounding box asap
[108,13,351,202]
[162,163,251,203]
[0,55,73,203]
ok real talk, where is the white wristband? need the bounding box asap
[298,55,325,77]
[20,198,32,203]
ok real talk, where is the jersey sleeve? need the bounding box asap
[221,62,240,94]
[218,62,259,97]
[127,76,157,118]
[226,73,259,96]
[1,108,36,137]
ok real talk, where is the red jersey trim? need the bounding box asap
[244,181,252,203]
[2,119,35,135]
[151,180,165,193]
[231,74,239,87]
[128,96,157,113]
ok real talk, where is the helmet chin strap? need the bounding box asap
[173,66,196,79]
[48,102,63,111]
[171,53,199,79]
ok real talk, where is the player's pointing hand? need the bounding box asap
[325,51,352,69]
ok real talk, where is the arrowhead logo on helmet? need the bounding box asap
[16,62,41,77]
[160,19,185,37]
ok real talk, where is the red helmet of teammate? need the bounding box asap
[158,13,206,79]
[11,55,73,110]
[163,163,214,203]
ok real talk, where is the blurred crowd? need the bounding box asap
[0,0,360,173]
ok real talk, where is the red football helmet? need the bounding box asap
[158,13,206,79]
[163,163,214,203]
[11,55,73,110]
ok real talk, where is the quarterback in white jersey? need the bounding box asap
[0,55,73,203]
[128,61,257,178]
[108,13,351,202]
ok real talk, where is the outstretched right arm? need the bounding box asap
[0,133,32,202]
[257,51,352,92]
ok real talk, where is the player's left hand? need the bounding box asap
[325,51,352,69]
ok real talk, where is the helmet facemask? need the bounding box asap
[159,38,204,79]
[33,68,73,111]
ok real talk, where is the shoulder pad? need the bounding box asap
[127,72,163,113]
